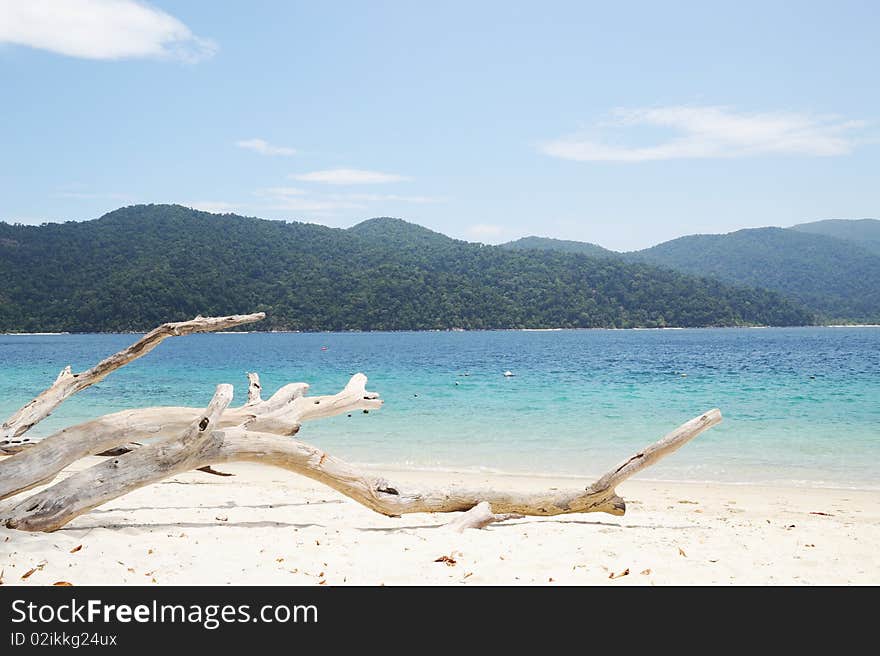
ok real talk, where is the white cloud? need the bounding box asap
[186,201,237,214]
[245,185,442,216]
[255,188,364,213]
[236,138,297,157]
[291,169,409,185]
[268,198,366,212]
[344,193,443,204]
[541,106,866,162]
[466,224,505,241]
[255,187,307,197]
[0,0,215,62]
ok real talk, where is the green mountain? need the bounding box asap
[500,236,614,258]
[790,219,880,257]
[348,216,456,248]
[630,227,880,323]
[0,204,811,332]
[499,219,880,323]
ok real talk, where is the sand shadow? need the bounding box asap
[355,523,448,532]
[88,500,343,514]
[512,518,698,530]
[59,516,697,533]
[356,518,698,532]
[60,520,324,531]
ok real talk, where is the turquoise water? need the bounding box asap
[1,328,878,488]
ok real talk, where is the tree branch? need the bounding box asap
[0,373,377,502]
[3,386,233,532]
[2,409,720,532]
[0,310,722,534]
[0,313,265,450]
[245,372,262,406]
[212,410,721,518]
[444,502,524,532]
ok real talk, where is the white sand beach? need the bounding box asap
[2,458,878,586]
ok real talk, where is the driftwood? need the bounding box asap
[0,313,723,532]
[0,313,264,452]
[0,375,371,501]
[245,372,262,405]
[3,404,720,531]
[445,502,525,532]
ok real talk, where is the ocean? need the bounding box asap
[1,328,878,488]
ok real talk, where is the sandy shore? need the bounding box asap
[2,458,878,585]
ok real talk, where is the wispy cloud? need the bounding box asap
[254,186,442,215]
[255,188,364,213]
[344,193,443,204]
[291,169,409,185]
[255,187,307,198]
[236,138,297,157]
[466,224,506,242]
[186,185,442,219]
[186,201,238,214]
[0,0,216,62]
[541,106,866,162]
[266,197,366,213]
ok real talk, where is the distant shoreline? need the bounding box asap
[3,324,880,336]
[1,332,72,335]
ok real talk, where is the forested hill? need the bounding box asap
[631,228,880,323]
[500,236,613,258]
[348,216,457,248]
[0,204,812,332]
[499,219,880,324]
[790,218,880,257]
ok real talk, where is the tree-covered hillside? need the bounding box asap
[500,236,613,258]
[790,219,880,257]
[500,220,880,323]
[631,227,880,323]
[348,216,457,249]
[0,204,812,332]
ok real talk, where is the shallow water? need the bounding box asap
[1,328,878,488]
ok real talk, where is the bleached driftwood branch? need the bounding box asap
[3,385,236,532]
[0,374,374,501]
[0,312,723,533]
[245,372,262,406]
[0,313,265,451]
[2,403,720,532]
[1,374,384,531]
[208,409,721,518]
[445,502,524,532]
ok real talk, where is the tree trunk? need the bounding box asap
[2,408,720,532]
[0,313,264,451]
[0,313,723,533]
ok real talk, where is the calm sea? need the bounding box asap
[1,328,878,488]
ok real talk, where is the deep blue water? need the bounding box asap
[1,328,878,487]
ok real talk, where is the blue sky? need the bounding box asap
[1,0,878,250]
